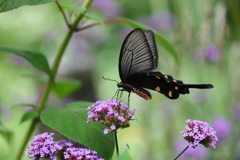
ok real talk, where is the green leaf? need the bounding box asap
[118,18,179,62]
[0,128,13,145]
[0,46,53,79]
[112,149,132,160]
[40,101,115,160]
[0,0,56,13]
[84,15,104,25]
[61,4,86,13]
[20,111,39,124]
[11,103,37,110]
[52,79,82,99]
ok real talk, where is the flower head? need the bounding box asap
[64,147,104,160]
[181,119,218,148]
[87,99,137,134]
[27,133,103,160]
[27,132,58,160]
[206,45,220,62]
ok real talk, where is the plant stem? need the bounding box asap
[114,131,119,157]
[174,145,189,160]
[77,18,129,31]
[14,0,93,160]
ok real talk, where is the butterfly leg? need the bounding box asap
[112,89,120,100]
[127,92,131,105]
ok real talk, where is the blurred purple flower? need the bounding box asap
[232,102,240,121]
[212,116,232,145]
[11,55,28,66]
[140,11,177,31]
[206,45,220,62]
[180,119,218,148]
[92,0,122,17]
[174,139,209,160]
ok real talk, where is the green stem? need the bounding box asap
[174,145,189,160]
[114,131,119,157]
[14,1,93,160]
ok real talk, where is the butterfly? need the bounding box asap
[116,28,213,100]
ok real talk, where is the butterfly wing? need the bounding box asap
[126,72,213,99]
[119,28,158,82]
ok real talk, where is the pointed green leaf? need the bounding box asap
[40,101,115,159]
[118,18,179,62]
[61,4,86,13]
[0,46,53,79]
[0,0,56,13]
[20,111,39,124]
[112,149,132,160]
[11,103,37,110]
[0,128,13,145]
[52,79,82,99]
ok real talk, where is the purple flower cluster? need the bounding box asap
[180,119,218,149]
[27,132,103,160]
[87,99,137,134]
[64,147,103,160]
[27,132,58,160]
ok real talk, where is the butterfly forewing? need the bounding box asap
[119,29,158,82]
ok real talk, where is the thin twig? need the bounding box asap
[174,145,189,160]
[55,1,71,28]
[76,18,129,32]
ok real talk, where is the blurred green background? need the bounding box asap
[0,0,240,159]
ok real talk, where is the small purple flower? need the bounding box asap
[181,119,218,148]
[206,45,220,62]
[110,124,116,130]
[87,100,137,134]
[91,0,122,17]
[27,132,58,160]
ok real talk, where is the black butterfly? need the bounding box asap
[117,28,213,100]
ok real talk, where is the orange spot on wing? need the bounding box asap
[175,86,179,90]
[155,86,160,92]
[168,91,172,97]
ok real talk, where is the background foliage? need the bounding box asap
[0,0,240,159]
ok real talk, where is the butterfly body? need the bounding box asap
[117,28,213,100]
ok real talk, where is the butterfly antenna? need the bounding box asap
[102,76,119,83]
